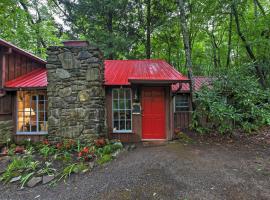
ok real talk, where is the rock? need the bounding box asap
[129,144,136,150]
[78,90,90,102]
[15,146,25,154]
[78,51,92,60]
[42,175,55,184]
[58,51,79,69]
[112,149,121,158]
[86,68,99,81]
[10,176,21,183]
[27,177,42,187]
[56,68,71,79]
[88,162,95,169]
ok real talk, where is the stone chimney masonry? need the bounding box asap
[46,41,106,142]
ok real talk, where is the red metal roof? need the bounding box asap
[5,68,47,89]
[4,60,189,89]
[104,60,188,85]
[172,76,212,92]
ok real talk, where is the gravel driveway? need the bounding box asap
[0,140,270,200]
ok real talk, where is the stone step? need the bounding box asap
[142,140,167,147]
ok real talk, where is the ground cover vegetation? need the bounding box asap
[0,138,123,188]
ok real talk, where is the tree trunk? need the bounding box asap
[107,11,114,59]
[232,2,266,88]
[226,11,233,68]
[146,0,151,59]
[178,0,193,92]
[19,0,46,55]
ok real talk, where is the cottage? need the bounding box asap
[0,39,197,144]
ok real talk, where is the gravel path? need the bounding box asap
[0,141,270,200]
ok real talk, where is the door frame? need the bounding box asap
[141,86,167,141]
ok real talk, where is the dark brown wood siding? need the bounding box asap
[4,52,44,82]
[174,112,192,130]
[173,92,193,132]
[0,92,14,121]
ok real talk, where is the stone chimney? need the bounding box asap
[46,41,106,142]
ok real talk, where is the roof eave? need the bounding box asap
[4,86,47,91]
[0,38,46,64]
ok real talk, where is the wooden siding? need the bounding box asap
[4,52,43,82]
[174,112,192,130]
[173,93,193,132]
[14,135,46,143]
[0,92,14,121]
[0,45,45,88]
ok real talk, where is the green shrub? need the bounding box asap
[193,67,270,134]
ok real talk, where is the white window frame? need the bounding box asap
[174,94,190,112]
[16,91,48,135]
[112,88,132,133]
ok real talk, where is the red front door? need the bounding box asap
[142,87,166,140]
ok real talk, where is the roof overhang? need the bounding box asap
[128,79,184,84]
[4,87,47,91]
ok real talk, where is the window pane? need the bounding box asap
[120,120,125,130]
[113,120,119,130]
[39,95,45,101]
[119,111,125,121]
[119,100,125,109]
[126,120,131,130]
[113,111,119,120]
[112,89,118,99]
[125,89,131,99]
[126,110,131,120]
[113,100,118,109]
[175,95,189,112]
[119,89,125,99]
[126,100,131,109]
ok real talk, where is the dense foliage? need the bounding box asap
[193,67,270,134]
[0,0,269,82]
[0,0,269,133]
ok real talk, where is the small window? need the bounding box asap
[17,91,48,134]
[112,88,132,133]
[174,94,189,112]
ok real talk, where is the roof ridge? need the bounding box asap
[0,38,46,64]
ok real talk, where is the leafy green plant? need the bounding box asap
[57,163,88,181]
[20,172,34,188]
[0,156,35,183]
[37,162,56,176]
[39,145,56,158]
[97,154,112,165]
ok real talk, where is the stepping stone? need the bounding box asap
[10,176,21,183]
[42,175,55,184]
[27,177,42,187]
[88,162,95,169]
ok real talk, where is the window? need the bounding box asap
[112,88,132,133]
[174,94,189,112]
[17,91,48,134]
